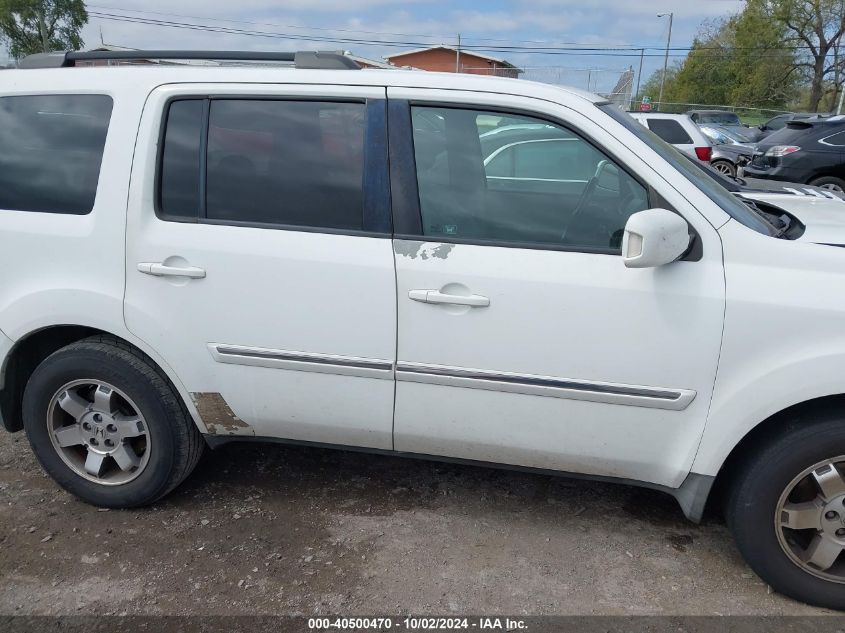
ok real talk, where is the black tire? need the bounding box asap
[22,335,203,507]
[809,176,845,192]
[726,413,845,610]
[711,160,736,178]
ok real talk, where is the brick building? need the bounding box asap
[385,46,521,78]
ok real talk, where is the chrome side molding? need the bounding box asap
[209,344,394,379]
[208,345,695,410]
[395,362,696,410]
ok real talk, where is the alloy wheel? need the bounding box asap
[775,457,845,583]
[819,183,845,193]
[47,379,150,486]
[713,162,735,176]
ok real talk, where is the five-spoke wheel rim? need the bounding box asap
[776,457,845,583]
[819,183,845,193]
[47,380,150,486]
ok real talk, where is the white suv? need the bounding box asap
[4,49,845,609]
[628,112,713,163]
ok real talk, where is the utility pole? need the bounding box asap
[456,33,461,73]
[838,84,844,115]
[658,12,673,112]
[634,48,645,109]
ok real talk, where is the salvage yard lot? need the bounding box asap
[0,431,831,616]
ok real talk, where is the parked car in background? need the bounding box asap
[687,109,758,140]
[698,125,755,178]
[745,118,845,192]
[756,112,830,142]
[628,112,711,163]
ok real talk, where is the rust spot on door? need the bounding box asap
[190,392,253,435]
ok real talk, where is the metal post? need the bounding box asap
[456,33,461,73]
[634,48,644,109]
[658,12,673,112]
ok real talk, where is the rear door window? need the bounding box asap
[158,98,368,231]
[0,94,113,214]
[206,100,365,230]
[645,119,693,144]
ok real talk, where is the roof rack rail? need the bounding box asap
[18,50,361,70]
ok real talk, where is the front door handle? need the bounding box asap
[137,262,206,279]
[408,289,490,307]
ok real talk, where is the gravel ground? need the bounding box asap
[0,430,832,616]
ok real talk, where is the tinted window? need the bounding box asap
[821,130,845,147]
[411,106,649,252]
[206,100,365,230]
[159,100,203,220]
[766,115,788,131]
[0,95,112,214]
[646,119,694,144]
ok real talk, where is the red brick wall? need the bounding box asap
[388,49,518,78]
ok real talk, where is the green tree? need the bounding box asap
[0,0,87,60]
[650,0,799,110]
[763,0,845,111]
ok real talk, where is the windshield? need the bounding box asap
[599,104,777,235]
[717,126,751,143]
[696,112,741,125]
[700,126,729,145]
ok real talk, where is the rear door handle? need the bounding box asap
[408,289,490,307]
[137,262,206,279]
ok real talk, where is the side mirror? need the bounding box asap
[622,208,691,268]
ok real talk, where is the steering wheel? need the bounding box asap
[561,160,612,243]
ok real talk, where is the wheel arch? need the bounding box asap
[0,324,206,434]
[806,168,845,184]
[704,394,845,517]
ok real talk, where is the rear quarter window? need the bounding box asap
[645,119,694,144]
[0,94,113,214]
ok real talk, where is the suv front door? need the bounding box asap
[388,89,726,488]
[125,84,396,448]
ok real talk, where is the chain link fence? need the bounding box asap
[462,65,632,95]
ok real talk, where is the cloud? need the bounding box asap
[517,0,744,20]
[92,0,442,17]
[70,0,744,95]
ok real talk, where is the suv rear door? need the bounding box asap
[124,83,396,447]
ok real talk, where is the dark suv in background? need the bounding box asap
[744,118,845,192]
[756,112,830,141]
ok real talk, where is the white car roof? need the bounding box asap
[1,65,605,108]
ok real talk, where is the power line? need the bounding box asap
[86,10,834,57]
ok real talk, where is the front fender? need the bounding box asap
[692,220,845,476]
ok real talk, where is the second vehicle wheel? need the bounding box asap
[809,176,845,193]
[726,412,845,610]
[711,160,736,178]
[22,335,204,507]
